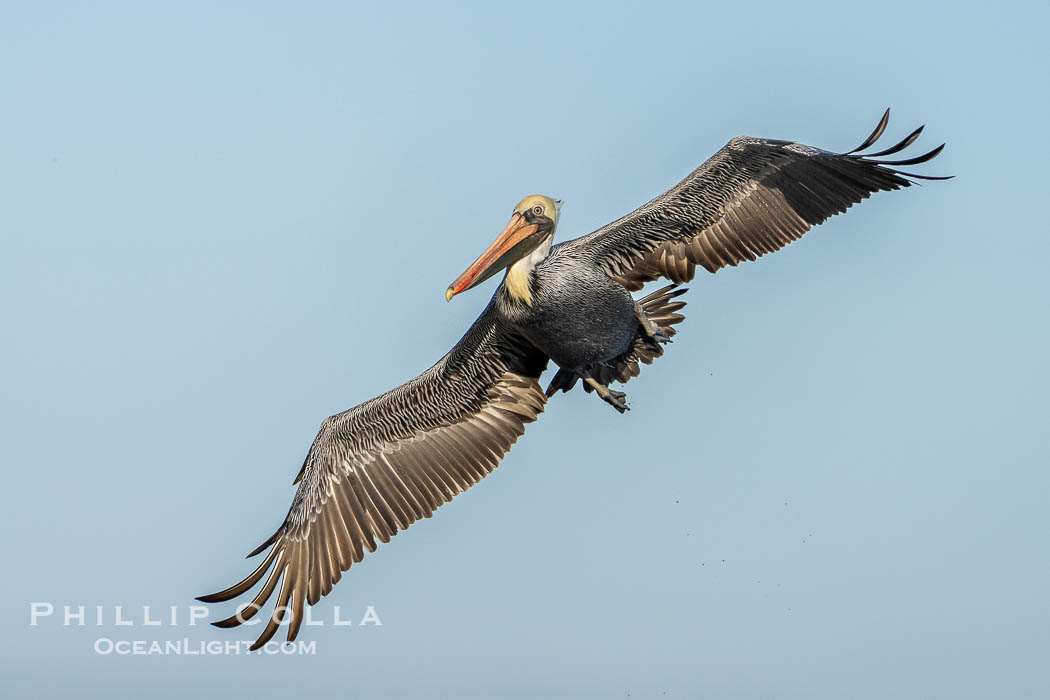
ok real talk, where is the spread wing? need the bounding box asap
[561,109,948,290]
[198,302,548,649]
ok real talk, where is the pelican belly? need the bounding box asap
[512,260,639,371]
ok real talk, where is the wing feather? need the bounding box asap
[198,303,548,648]
[560,109,948,290]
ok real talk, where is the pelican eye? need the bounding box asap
[532,205,544,216]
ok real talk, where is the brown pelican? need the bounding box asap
[199,109,946,648]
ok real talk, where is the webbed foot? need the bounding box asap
[604,388,629,413]
[584,377,630,413]
[635,302,672,344]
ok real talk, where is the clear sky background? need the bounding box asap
[3,1,1048,698]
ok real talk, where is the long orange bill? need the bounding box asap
[446,213,539,301]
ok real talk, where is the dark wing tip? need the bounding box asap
[861,125,925,158]
[894,172,954,181]
[249,637,271,652]
[247,525,284,558]
[845,110,949,182]
[197,538,283,603]
[211,615,247,629]
[847,108,891,154]
[874,143,945,166]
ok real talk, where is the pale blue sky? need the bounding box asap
[3,1,1048,698]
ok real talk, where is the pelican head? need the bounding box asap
[446,195,561,301]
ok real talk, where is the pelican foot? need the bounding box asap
[649,328,672,344]
[584,377,630,413]
[634,302,672,344]
[603,389,630,413]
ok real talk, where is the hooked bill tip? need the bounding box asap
[445,287,454,303]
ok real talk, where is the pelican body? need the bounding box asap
[199,110,947,649]
[446,194,685,410]
[510,257,639,377]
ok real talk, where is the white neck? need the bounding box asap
[504,233,553,305]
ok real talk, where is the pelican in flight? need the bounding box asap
[199,110,947,648]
